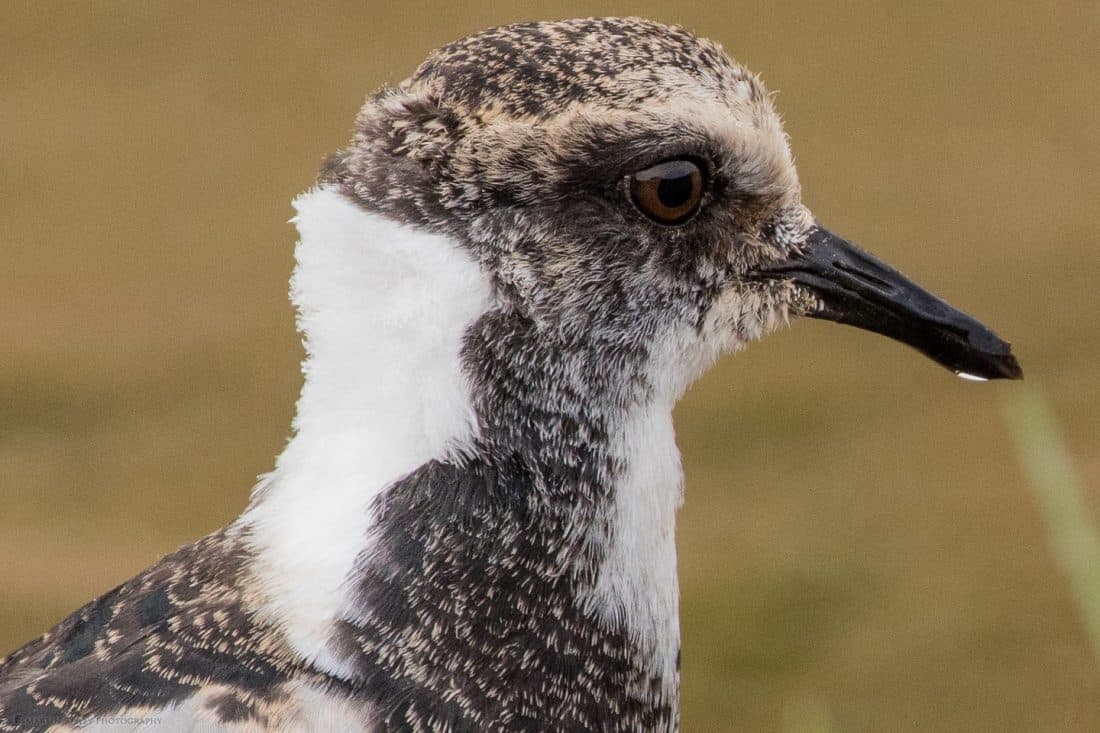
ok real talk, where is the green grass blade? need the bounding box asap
[1003,385,1100,663]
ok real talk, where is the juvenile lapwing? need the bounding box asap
[0,17,1020,732]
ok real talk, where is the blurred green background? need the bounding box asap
[2,2,1097,731]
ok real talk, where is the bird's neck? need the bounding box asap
[241,186,685,702]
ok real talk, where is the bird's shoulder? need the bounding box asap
[0,524,307,732]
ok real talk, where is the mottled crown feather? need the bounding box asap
[404,17,751,120]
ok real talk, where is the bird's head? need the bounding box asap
[322,17,1020,403]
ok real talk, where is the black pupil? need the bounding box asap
[657,173,694,209]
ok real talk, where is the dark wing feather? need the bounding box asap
[0,525,304,732]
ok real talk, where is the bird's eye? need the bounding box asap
[629,159,706,225]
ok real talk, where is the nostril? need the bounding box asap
[834,260,895,291]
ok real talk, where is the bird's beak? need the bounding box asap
[749,224,1023,380]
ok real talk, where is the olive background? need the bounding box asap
[2,2,1097,731]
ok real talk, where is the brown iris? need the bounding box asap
[629,159,706,225]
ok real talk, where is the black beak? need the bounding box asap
[749,225,1022,380]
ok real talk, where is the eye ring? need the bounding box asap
[628,158,707,225]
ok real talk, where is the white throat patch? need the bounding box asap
[241,186,493,677]
[579,320,726,687]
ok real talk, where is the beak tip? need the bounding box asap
[957,348,1023,381]
[998,353,1024,381]
[967,331,1023,380]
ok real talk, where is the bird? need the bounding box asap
[0,16,1021,733]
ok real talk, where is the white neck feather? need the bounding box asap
[241,186,493,677]
[581,322,725,687]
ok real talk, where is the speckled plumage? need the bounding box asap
[0,528,317,731]
[2,17,816,732]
